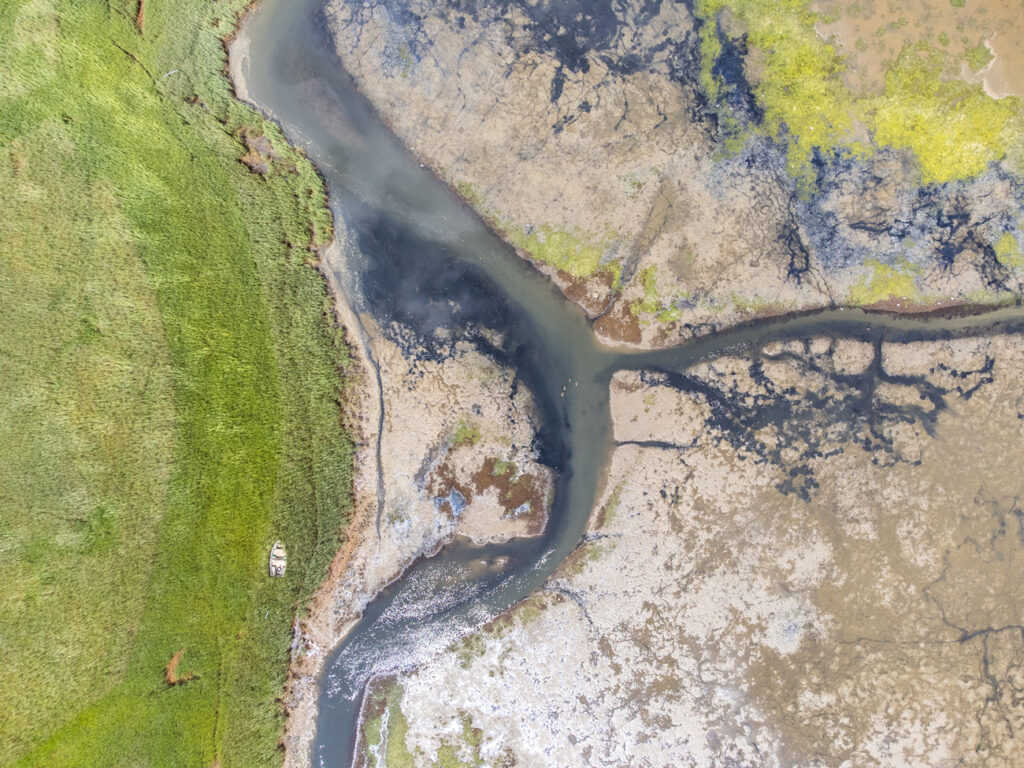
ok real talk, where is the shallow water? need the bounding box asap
[234,3,1024,766]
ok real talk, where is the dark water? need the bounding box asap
[232,3,1024,766]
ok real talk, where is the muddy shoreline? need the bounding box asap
[231,12,567,765]
[229,2,1024,767]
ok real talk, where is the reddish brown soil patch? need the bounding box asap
[594,299,642,345]
[556,269,616,317]
[427,457,475,516]
[239,130,276,176]
[426,454,547,532]
[471,457,546,533]
[135,0,145,33]
[164,648,199,686]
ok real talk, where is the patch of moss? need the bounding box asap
[848,258,922,305]
[435,713,485,768]
[629,266,661,316]
[397,45,413,78]
[514,595,546,625]
[994,232,1024,269]
[621,172,646,198]
[561,540,608,577]
[729,292,783,314]
[492,459,514,476]
[657,306,683,323]
[383,683,416,768]
[362,712,385,768]
[628,266,685,324]
[460,631,491,669]
[452,419,481,448]
[506,223,619,279]
[452,181,620,281]
[454,180,482,208]
[963,40,993,72]
[601,482,625,529]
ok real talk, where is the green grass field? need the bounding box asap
[0,1,354,765]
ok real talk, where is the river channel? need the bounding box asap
[232,2,1024,766]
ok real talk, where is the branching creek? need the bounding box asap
[233,2,1024,766]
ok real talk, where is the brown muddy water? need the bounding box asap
[232,1,1024,765]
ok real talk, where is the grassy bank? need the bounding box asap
[0,1,354,765]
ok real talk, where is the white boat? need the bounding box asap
[268,540,287,577]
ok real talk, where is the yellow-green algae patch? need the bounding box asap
[994,232,1024,269]
[629,266,684,324]
[630,266,662,316]
[694,0,1024,186]
[696,0,863,186]
[454,180,620,279]
[869,42,1023,183]
[848,259,923,305]
[506,223,620,279]
[451,418,482,448]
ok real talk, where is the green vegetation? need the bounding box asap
[994,232,1024,269]
[630,266,662,316]
[871,42,1021,183]
[506,223,620,279]
[695,0,861,184]
[963,40,993,72]
[694,0,1024,187]
[452,419,482,448]
[362,680,490,768]
[361,682,414,768]
[435,714,485,768]
[848,259,923,305]
[454,180,483,208]
[560,540,608,577]
[629,266,683,324]
[492,458,513,476]
[454,179,620,280]
[598,481,626,529]
[1,1,353,766]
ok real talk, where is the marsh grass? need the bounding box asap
[0,1,353,765]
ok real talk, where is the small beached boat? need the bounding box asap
[268,540,287,577]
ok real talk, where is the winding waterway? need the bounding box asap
[232,2,1024,766]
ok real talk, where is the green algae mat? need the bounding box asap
[0,1,354,765]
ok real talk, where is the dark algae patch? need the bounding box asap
[0,1,353,766]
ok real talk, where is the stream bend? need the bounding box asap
[233,3,1024,766]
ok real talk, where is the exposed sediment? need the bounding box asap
[323,0,1024,348]
[356,332,1024,766]
[280,292,553,765]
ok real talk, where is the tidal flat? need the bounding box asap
[366,333,1024,766]
[323,0,1024,348]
